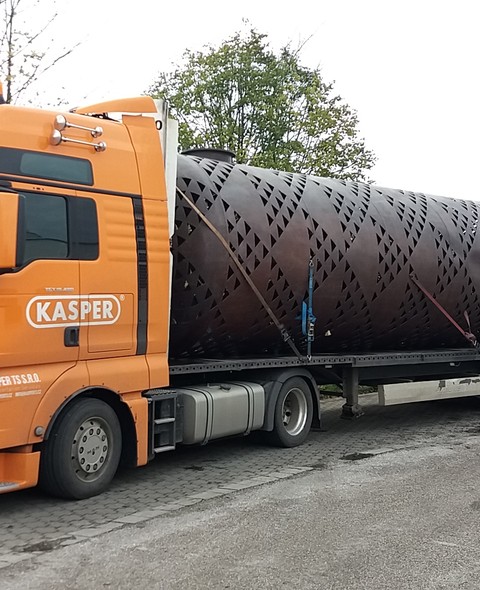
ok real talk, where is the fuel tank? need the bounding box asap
[169,154,480,359]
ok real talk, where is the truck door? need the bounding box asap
[0,190,80,386]
[77,192,139,360]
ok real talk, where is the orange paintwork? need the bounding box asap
[75,96,158,115]
[0,449,40,493]
[143,196,171,384]
[0,362,87,448]
[0,98,172,492]
[121,394,150,467]
[0,193,18,268]
[0,105,141,196]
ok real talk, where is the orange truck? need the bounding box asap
[0,93,319,500]
[2,89,480,499]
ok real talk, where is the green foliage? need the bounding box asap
[149,29,375,181]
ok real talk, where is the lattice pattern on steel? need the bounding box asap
[169,154,480,359]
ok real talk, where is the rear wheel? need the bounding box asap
[39,398,122,500]
[266,377,313,447]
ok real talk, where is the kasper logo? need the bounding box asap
[26,295,122,329]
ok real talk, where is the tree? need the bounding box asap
[0,0,77,104]
[149,29,375,181]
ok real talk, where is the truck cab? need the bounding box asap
[0,97,173,497]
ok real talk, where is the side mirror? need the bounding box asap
[0,192,19,270]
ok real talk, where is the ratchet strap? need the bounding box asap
[410,274,479,349]
[177,186,304,361]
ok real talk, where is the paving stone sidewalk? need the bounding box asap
[1,393,480,569]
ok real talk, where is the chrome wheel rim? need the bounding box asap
[282,388,308,436]
[71,417,110,482]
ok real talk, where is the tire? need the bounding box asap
[266,377,313,448]
[39,398,122,500]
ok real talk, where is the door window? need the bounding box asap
[22,194,68,263]
[17,193,99,266]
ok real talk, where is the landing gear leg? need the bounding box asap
[341,367,364,419]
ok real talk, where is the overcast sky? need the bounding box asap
[27,0,480,201]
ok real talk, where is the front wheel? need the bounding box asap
[39,398,122,500]
[265,377,313,448]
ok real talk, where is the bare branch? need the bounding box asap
[0,0,78,103]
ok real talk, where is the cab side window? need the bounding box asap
[17,193,99,266]
[22,194,68,263]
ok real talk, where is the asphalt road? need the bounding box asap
[2,394,480,589]
[3,436,480,589]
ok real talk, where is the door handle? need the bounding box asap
[64,326,79,347]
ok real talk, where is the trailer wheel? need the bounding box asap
[267,378,313,448]
[39,398,122,500]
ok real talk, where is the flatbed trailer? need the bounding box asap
[169,348,480,417]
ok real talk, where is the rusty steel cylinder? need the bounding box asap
[169,153,480,359]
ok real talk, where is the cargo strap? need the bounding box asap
[176,187,304,361]
[301,259,316,361]
[410,274,479,349]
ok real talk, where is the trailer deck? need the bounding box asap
[169,348,480,374]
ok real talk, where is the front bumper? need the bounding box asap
[0,448,40,494]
